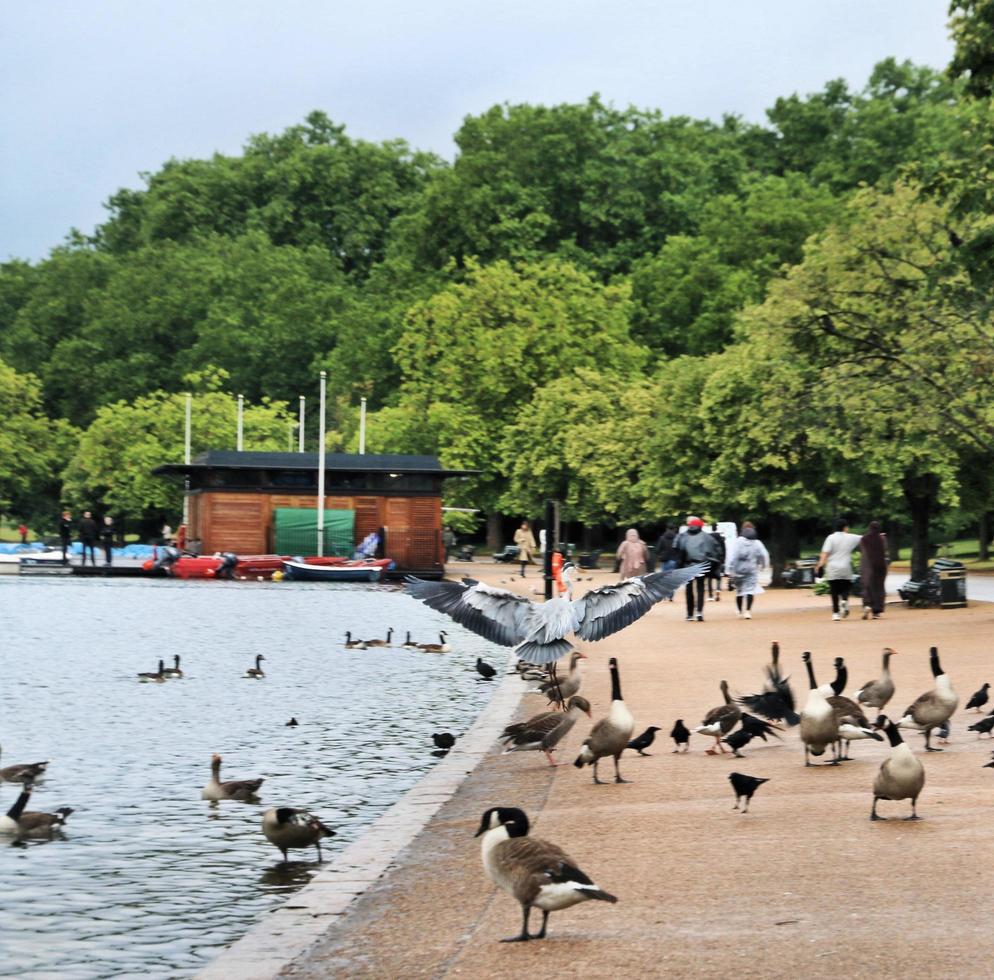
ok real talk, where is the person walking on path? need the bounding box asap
[58,510,73,564]
[655,523,678,572]
[859,520,888,619]
[725,521,770,620]
[442,526,456,562]
[675,516,721,622]
[513,520,537,578]
[706,523,726,601]
[17,523,28,544]
[79,510,98,567]
[551,547,567,595]
[615,528,649,580]
[100,516,116,566]
[815,518,863,621]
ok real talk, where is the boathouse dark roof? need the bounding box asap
[153,450,479,478]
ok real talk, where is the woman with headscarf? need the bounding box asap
[615,528,649,580]
[725,521,770,620]
[859,520,888,619]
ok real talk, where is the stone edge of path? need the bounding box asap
[196,655,522,980]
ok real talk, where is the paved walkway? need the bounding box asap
[278,571,994,979]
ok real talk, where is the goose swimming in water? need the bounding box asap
[871,715,925,820]
[400,631,419,649]
[0,784,73,837]
[475,806,617,942]
[363,628,394,648]
[405,562,706,665]
[138,660,166,683]
[343,632,366,650]
[162,655,184,679]
[202,754,264,802]
[897,647,958,751]
[417,632,450,652]
[262,806,335,863]
[244,655,266,679]
[574,659,635,783]
[0,747,49,785]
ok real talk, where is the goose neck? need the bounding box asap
[610,662,623,702]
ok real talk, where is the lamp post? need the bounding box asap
[317,372,327,557]
[298,395,305,452]
[183,393,192,530]
[236,394,244,451]
[359,397,367,454]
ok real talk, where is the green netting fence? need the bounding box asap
[273,508,355,557]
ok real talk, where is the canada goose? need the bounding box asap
[475,806,617,942]
[138,659,166,683]
[897,647,958,751]
[573,658,635,783]
[670,720,691,752]
[344,632,366,650]
[871,714,925,820]
[162,655,184,679]
[244,655,266,679]
[854,648,898,711]
[737,642,800,726]
[728,772,769,813]
[627,726,661,756]
[406,562,707,664]
[363,628,394,648]
[400,631,419,649]
[799,652,840,766]
[0,784,73,837]
[0,747,49,784]
[201,754,264,802]
[417,632,450,652]
[827,657,883,760]
[501,696,592,766]
[262,806,335,863]
[432,732,456,751]
[533,651,587,707]
[694,681,741,755]
[476,658,497,680]
[965,682,991,712]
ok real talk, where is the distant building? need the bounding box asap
[152,451,477,577]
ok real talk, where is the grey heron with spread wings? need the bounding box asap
[405,561,708,666]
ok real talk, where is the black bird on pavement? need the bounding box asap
[670,720,691,753]
[722,729,755,757]
[965,683,990,712]
[285,717,299,727]
[728,772,769,814]
[738,713,784,742]
[627,726,661,756]
[432,732,456,751]
[967,715,994,737]
[476,658,497,680]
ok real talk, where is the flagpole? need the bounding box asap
[317,372,327,557]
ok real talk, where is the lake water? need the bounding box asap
[0,576,500,978]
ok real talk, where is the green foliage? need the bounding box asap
[948,0,994,97]
[62,380,291,522]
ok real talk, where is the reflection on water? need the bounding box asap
[0,576,498,977]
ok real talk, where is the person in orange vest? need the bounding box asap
[551,548,567,595]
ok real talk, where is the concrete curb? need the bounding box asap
[197,658,522,979]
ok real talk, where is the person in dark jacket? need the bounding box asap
[674,516,721,622]
[59,510,73,564]
[100,516,116,566]
[707,522,726,601]
[655,524,678,572]
[79,510,98,567]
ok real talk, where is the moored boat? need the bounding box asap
[281,559,393,582]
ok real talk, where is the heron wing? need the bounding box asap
[573,563,708,641]
[404,576,532,647]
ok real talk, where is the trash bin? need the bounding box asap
[781,557,818,587]
[932,558,967,607]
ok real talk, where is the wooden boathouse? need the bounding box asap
[152,450,476,576]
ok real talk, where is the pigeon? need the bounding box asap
[432,732,456,751]
[967,715,994,737]
[476,658,497,680]
[670,719,691,753]
[728,772,769,813]
[722,728,755,757]
[965,683,990,712]
[627,726,661,756]
[285,717,299,727]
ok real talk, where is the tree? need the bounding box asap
[948,0,994,98]
[0,359,77,527]
[61,372,291,532]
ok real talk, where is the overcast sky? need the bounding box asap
[1,1,953,262]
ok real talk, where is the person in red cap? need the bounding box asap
[674,516,722,621]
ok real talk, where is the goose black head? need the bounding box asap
[275,807,298,825]
[475,807,530,838]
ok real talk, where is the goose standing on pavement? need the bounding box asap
[871,715,925,820]
[262,806,335,863]
[501,696,592,766]
[0,747,49,784]
[244,655,266,679]
[0,784,73,837]
[201,754,264,802]
[738,642,800,726]
[694,681,741,755]
[897,647,958,751]
[533,651,587,707]
[405,562,707,665]
[163,655,184,678]
[965,682,991,712]
[475,806,617,942]
[799,652,840,766]
[827,657,884,760]
[854,648,898,712]
[574,659,635,783]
